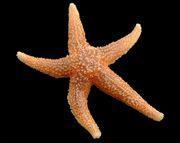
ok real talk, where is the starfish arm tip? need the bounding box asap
[136,23,141,28]
[156,112,164,122]
[70,3,75,7]
[135,23,142,33]
[16,51,25,62]
[69,3,77,12]
[92,131,101,139]
[16,51,21,57]
[150,111,164,122]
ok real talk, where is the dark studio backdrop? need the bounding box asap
[3,0,179,142]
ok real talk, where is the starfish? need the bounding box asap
[17,3,164,139]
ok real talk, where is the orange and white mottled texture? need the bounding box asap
[67,75,101,139]
[68,3,88,54]
[17,3,164,139]
[99,24,142,65]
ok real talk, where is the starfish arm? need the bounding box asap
[99,24,142,65]
[68,3,88,54]
[67,75,101,139]
[17,52,72,78]
[93,67,164,121]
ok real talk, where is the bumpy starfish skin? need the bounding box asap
[17,3,164,139]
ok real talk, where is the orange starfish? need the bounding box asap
[17,3,164,139]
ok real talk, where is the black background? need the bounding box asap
[3,0,179,142]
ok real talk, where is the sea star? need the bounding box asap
[17,3,164,139]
